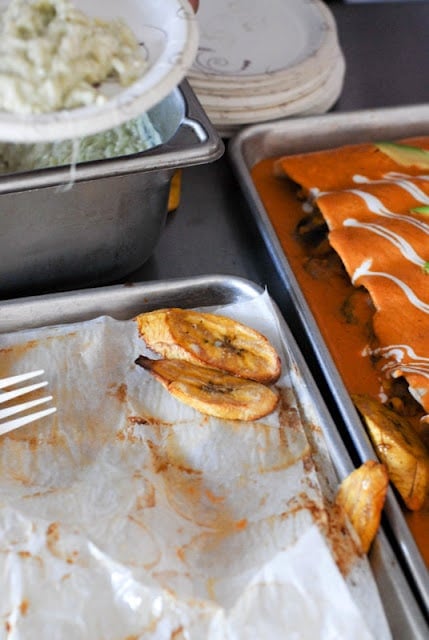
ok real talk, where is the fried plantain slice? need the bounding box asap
[135,356,279,421]
[135,308,281,384]
[335,460,389,554]
[353,393,429,511]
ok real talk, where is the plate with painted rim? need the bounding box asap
[193,51,344,111]
[204,56,346,130]
[0,0,199,143]
[187,0,340,89]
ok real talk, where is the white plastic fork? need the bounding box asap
[0,369,57,436]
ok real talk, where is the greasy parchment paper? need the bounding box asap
[0,291,391,640]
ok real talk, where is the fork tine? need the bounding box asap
[0,369,45,390]
[0,381,48,404]
[0,406,57,436]
[0,370,56,436]
[0,394,54,420]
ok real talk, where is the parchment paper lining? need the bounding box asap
[0,291,391,639]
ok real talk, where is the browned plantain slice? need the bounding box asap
[335,460,389,554]
[135,308,281,384]
[135,356,279,421]
[353,393,429,511]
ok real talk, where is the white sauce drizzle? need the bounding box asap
[343,218,427,267]
[347,188,429,234]
[374,344,429,380]
[352,258,429,313]
[315,173,429,232]
[55,138,80,193]
[353,171,429,198]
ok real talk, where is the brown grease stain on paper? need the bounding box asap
[280,494,360,576]
[152,569,192,591]
[46,522,81,566]
[117,416,174,444]
[16,550,43,570]
[0,339,40,363]
[144,437,240,530]
[124,514,162,570]
[19,600,29,616]
[107,382,128,403]
[325,502,363,575]
[278,387,301,431]
[133,476,156,510]
[0,332,78,374]
[284,492,361,576]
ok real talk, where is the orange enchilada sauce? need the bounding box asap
[251,157,429,567]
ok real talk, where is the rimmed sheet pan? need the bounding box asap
[0,274,426,637]
[229,105,429,621]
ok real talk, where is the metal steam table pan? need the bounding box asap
[229,103,429,619]
[0,81,224,298]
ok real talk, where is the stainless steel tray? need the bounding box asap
[0,274,426,638]
[0,80,224,298]
[229,104,429,620]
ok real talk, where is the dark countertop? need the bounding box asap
[132,0,429,294]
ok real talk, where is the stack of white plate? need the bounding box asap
[187,0,345,137]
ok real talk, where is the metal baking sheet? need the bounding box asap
[0,274,426,638]
[229,104,429,620]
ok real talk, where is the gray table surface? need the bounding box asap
[131,0,429,304]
